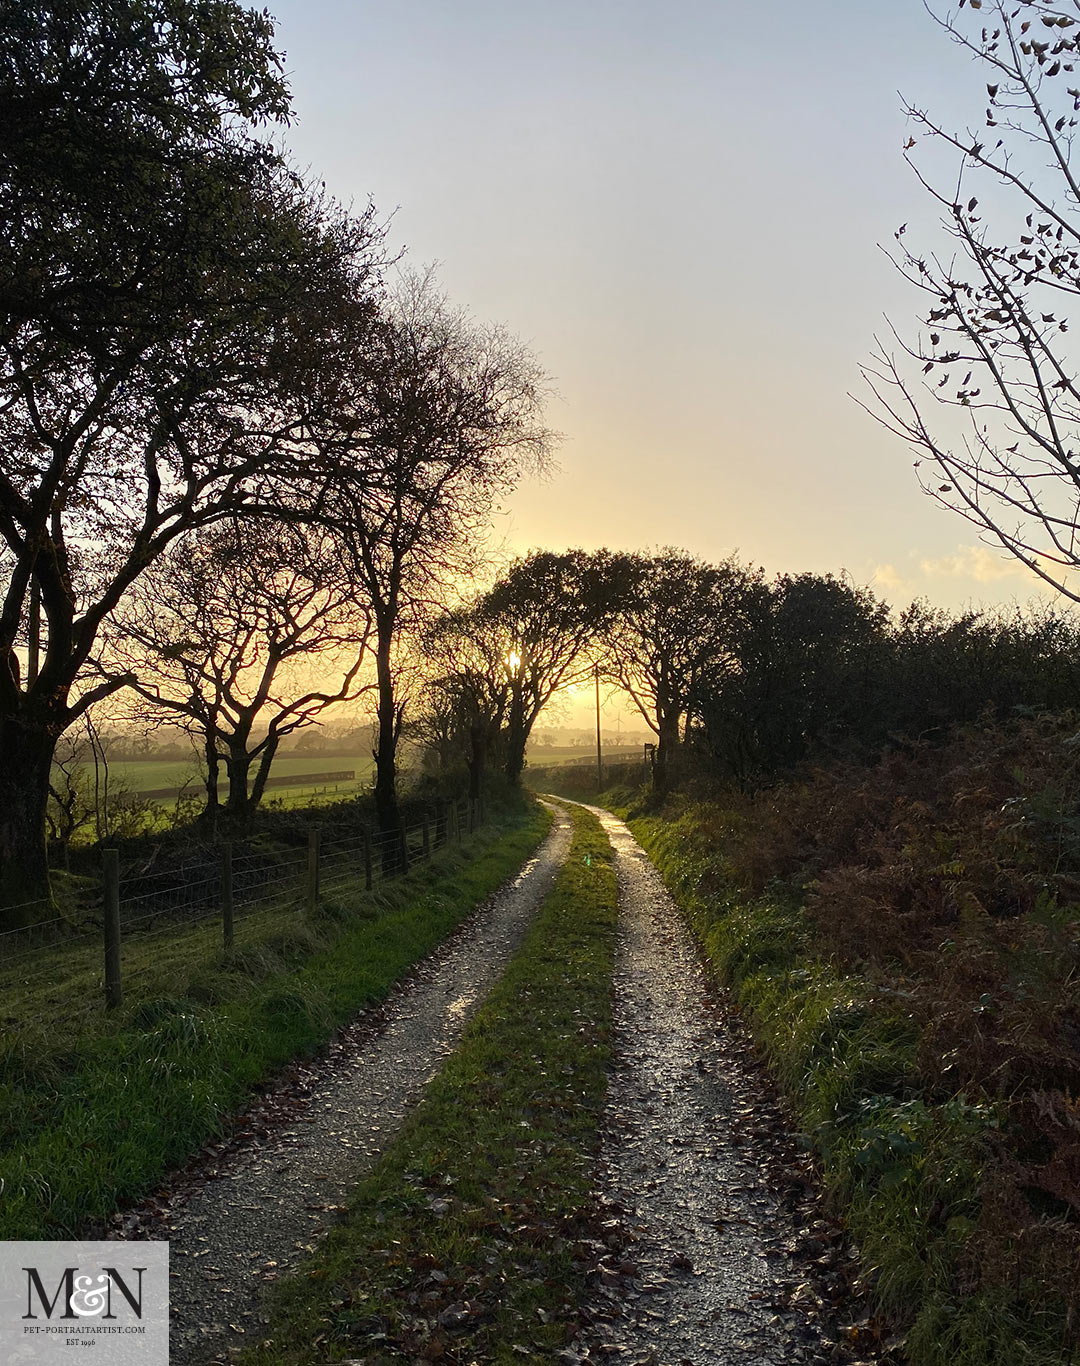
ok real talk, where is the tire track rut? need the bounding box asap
[580,804,879,1366]
[160,803,572,1365]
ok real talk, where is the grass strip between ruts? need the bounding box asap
[0,797,551,1241]
[243,800,618,1366]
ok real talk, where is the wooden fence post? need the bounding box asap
[307,828,321,911]
[103,848,122,1010]
[222,842,234,950]
[422,815,430,859]
[363,827,373,890]
[398,823,409,874]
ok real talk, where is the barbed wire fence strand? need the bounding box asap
[1,796,491,1010]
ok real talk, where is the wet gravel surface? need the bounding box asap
[575,805,898,1366]
[139,804,572,1366]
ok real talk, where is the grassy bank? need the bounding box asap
[606,720,1080,1366]
[243,800,618,1366]
[0,795,551,1241]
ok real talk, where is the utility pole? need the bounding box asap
[595,661,603,792]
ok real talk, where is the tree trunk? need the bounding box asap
[249,733,280,812]
[467,722,486,801]
[0,715,57,923]
[225,743,254,828]
[372,626,402,872]
[201,732,221,836]
[504,686,526,783]
[654,708,681,793]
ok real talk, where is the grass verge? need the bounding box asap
[624,798,1078,1366]
[0,795,551,1241]
[242,800,618,1366]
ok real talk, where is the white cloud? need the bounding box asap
[918,545,1036,584]
[871,562,906,592]
[868,543,1064,611]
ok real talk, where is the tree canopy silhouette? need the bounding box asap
[0,0,383,916]
[600,551,762,790]
[106,521,373,831]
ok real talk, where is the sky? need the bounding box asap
[264,0,1062,727]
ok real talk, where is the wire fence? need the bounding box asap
[0,796,486,1009]
[539,748,652,770]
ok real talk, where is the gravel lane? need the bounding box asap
[165,803,572,1366]
[582,804,853,1366]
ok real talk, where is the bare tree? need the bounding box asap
[863,1,1080,600]
[417,605,512,798]
[46,728,95,869]
[312,270,554,852]
[105,521,374,830]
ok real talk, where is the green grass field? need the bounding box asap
[67,748,636,798]
[69,753,375,796]
[525,745,646,768]
[0,796,551,1240]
